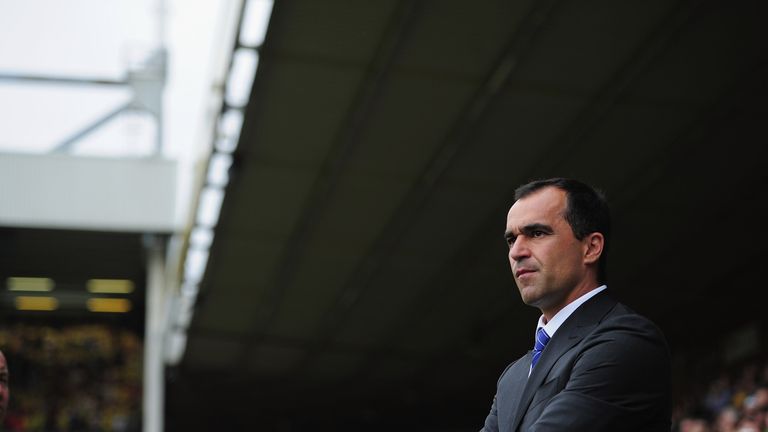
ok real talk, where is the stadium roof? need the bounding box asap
[170,0,768,429]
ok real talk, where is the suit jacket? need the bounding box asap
[481,291,670,432]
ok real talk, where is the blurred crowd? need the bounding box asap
[0,320,765,431]
[674,357,768,432]
[0,324,142,432]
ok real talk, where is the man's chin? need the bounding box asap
[517,286,540,306]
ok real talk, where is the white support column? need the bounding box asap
[144,235,166,432]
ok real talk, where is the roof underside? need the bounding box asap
[171,0,768,429]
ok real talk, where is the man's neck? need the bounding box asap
[542,280,602,322]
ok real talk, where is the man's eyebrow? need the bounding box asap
[520,223,553,235]
[504,223,553,241]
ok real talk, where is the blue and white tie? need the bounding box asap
[531,327,550,369]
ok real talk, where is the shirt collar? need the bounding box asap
[536,285,607,339]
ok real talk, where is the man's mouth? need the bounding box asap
[515,269,535,278]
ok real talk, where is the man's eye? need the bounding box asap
[506,236,516,246]
[532,230,545,237]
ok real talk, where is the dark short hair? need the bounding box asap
[514,178,611,284]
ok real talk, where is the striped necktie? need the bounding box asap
[531,327,550,369]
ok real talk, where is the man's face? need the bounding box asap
[505,187,588,317]
[0,351,8,423]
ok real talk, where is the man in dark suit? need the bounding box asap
[481,178,670,431]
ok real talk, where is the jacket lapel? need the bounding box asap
[499,351,532,430]
[510,291,618,431]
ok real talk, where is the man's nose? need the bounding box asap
[509,237,530,261]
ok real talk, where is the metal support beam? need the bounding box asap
[0,74,127,86]
[144,235,167,432]
[51,102,133,154]
[2,48,166,156]
[0,153,177,232]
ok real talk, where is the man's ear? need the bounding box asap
[583,232,604,265]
